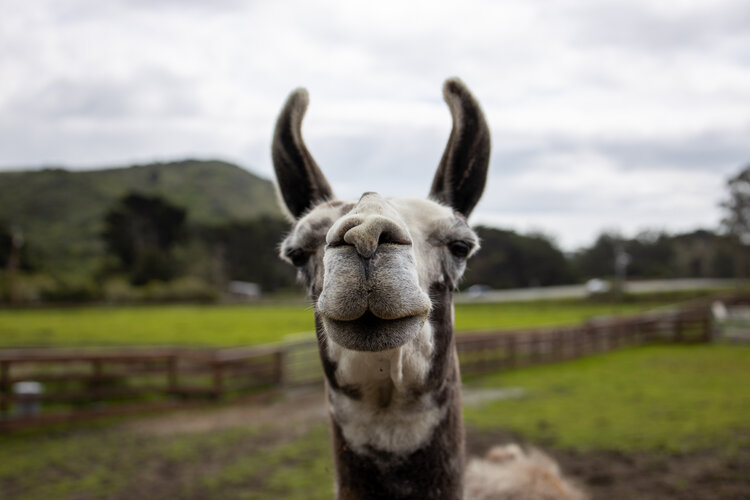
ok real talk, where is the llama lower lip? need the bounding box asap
[322,311,426,352]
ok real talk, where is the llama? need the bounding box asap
[272,78,586,500]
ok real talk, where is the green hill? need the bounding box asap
[0,159,283,272]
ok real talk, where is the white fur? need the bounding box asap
[300,196,474,455]
[389,198,478,290]
[465,445,587,500]
[326,321,441,454]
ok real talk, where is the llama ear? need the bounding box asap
[272,88,334,219]
[429,78,491,218]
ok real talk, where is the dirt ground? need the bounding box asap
[124,388,328,437]
[128,389,750,500]
[465,428,750,500]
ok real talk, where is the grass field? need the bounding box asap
[464,344,750,451]
[0,299,676,348]
[1,344,748,499]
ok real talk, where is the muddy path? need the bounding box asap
[128,389,750,499]
[6,388,746,499]
[466,428,750,500]
[128,388,750,499]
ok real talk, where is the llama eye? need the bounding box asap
[448,241,471,259]
[287,249,310,267]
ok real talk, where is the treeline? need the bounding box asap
[2,163,749,303]
[93,195,750,293]
[464,162,750,288]
[0,193,297,303]
[464,227,746,290]
[2,200,745,304]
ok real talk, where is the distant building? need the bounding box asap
[228,281,261,299]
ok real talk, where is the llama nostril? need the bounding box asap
[344,229,377,258]
[378,230,411,246]
[327,216,362,247]
[327,214,411,259]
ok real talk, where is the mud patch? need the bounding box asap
[124,388,328,437]
[462,387,526,407]
[466,428,750,500]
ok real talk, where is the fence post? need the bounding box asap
[617,322,623,349]
[488,339,496,371]
[507,335,516,368]
[212,362,224,398]
[634,320,642,345]
[701,312,712,343]
[167,356,178,395]
[645,319,656,343]
[92,359,103,402]
[274,349,286,386]
[553,331,563,361]
[594,326,602,353]
[602,326,611,352]
[674,314,683,343]
[0,361,9,419]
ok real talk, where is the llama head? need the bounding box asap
[273,78,490,354]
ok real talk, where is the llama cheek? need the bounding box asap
[318,251,368,320]
[415,252,445,292]
[369,251,431,319]
[399,321,434,385]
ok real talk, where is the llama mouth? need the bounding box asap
[322,310,426,352]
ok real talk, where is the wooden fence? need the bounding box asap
[0,296,731,430]
[457,304,711,375]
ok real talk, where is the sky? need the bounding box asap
[2,0,749,250]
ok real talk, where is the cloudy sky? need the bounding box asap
[2,0,749,250]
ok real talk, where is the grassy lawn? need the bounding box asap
[0,304,316,348]
[1,344,748,499]
[464,344,750,452]
[0,299,674,348]
[0,422,335,500]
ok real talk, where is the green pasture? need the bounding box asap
[0,299,672,348]
[0,423,334,500]
[1,344,748,499]
[464,344,750,452]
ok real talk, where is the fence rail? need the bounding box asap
[0,295,739,430]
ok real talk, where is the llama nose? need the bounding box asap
[329,215,411,259]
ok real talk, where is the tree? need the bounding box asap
[0,220,33,271]
[572,232,620,280]
[198,216,296,292]
[102,193,187,285]
[721,165,750,244]
[720,164,750,277]
[463,226,575,289]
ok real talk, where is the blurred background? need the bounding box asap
[1,1,749,499]
[1,0,750,302]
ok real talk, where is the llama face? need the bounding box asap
[273,77,490,357]
[280,193,479,352]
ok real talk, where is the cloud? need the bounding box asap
[0,0,749,249]
[564,0,750,51]
[6,71,200,120]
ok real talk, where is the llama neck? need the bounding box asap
[316,283,464,500]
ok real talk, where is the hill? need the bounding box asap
[0,160,283,272]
